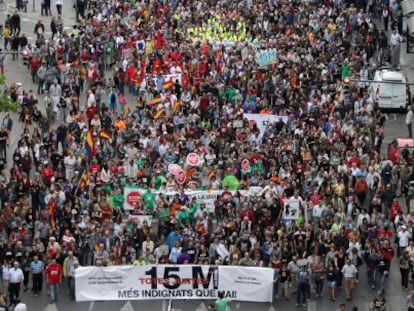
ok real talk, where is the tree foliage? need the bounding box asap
[0,75,19,113]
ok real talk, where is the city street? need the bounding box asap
[0,0,413,310]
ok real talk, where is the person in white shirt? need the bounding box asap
[55,0,62,14]
[49,80,62,114]
[356,209,371,228]
[341,258,358,300]
[398,225,411,256]
[406,105,413,138]
[13,301,27,311]
[8,262,24,306]
[64,150,76,180]
[390,29,402,46]
[390,29,403,68]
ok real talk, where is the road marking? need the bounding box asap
[268,305,276,311]
[42,303,58,311]
[88,301,94,311]
[120,301,134,311]
[307,300,316,311]
[195,302,208,311]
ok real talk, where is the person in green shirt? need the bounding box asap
[112,188,125,213]
[142,187,155,213]
[215,292,230,311]
[178,206,190,227]
[159,205,170,223]
[341,59,351,79]
[188,197,199,226]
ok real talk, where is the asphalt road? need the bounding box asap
[0,1,412,311]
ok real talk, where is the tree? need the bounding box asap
[0,75,19,112]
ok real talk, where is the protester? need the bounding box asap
[45,257,62,304]
[8,262,23,307]
[215,292,230,311]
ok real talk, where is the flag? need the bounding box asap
[207,169,215,179]
[172,100,182,113]
[79,171,90,191]
[123,105,129,118]
[149,96,162,106]
[48,201,56,230]
[99,129,112,139]
[84,129,96,157]
[153,108,165,119]
[163,80,174,91]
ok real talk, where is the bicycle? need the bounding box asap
[0,0,6,11]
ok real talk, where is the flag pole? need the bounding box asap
[74,130,91,195]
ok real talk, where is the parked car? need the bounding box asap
[369,67,410,111]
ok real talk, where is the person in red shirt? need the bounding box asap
[380,239,395,271]
[42,161,54,186]
[378,225,393,241]
[29,54,41,83]
[45,258,62,303]
[389,198,402,223]
[86,103,98,124]
[88,160,100,174]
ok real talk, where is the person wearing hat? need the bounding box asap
[370,291,386,310]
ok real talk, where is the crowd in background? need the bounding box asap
[0,0,412,310]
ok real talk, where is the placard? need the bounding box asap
[282,198,300,220]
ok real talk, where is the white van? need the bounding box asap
[370,68,409,110]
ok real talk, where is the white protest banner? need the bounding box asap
[218,266,273,302]
[185,190,218,213]
[243,113,288,139]
[124,186,270,213]
[75,265,273,302]
[122,188,270,212]
[255,49,277,67]
[282,198,300,220]
[129,215,153,228]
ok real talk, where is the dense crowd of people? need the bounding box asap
[0,0,412,310]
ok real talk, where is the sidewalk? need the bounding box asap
[400,42,414,88]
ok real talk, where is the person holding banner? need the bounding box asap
[215,291,230,311]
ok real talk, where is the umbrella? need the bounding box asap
[221,174,239,190]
